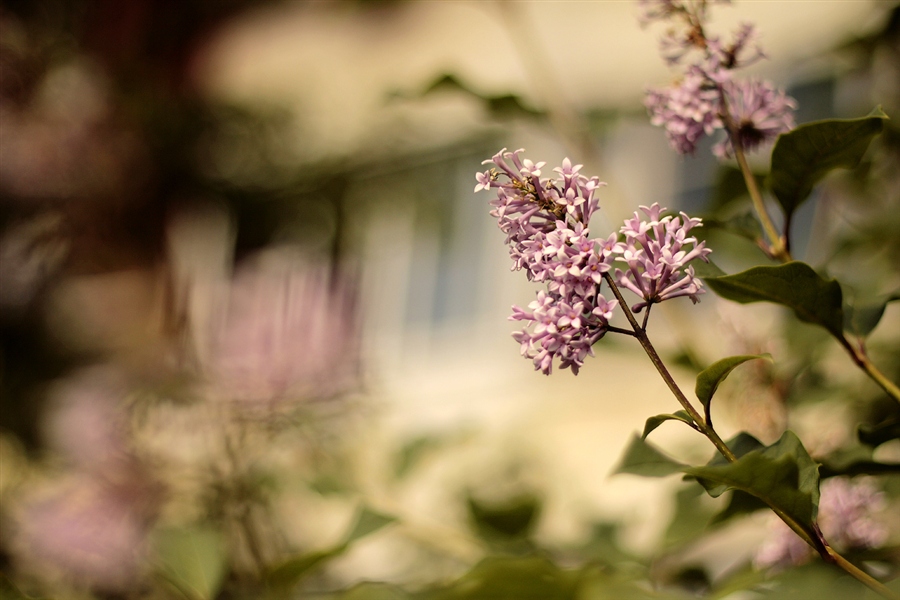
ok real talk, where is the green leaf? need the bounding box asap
[642,411,695,439]
[467,493,540,540]
[267,548,344,590]
[844,293,900,337]
[425,556,579,600]
[343,506,397,545]
[153,526,227,600]
[710,490,768,525]
[858,417,900,448]
[769,107,889,221]
[333,583,413,600]
[703,211,764,242]
[413,73,545,120]
[701,262,845,338]
[695,354,771,428]
[685,431,820,536]
[613,434,686,477]
[662,485,714,549]
[267,505,397,591]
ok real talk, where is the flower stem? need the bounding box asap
[719,92,900,406]
[602,273,735,462]
[826,546,900,599]
[717,91,791,262]
[838,334,900,405]
[604,274,898,598]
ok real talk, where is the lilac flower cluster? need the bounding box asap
[614,203,711,313]
[754,477,888,570]
[639,0,796,157]
[476,149,710,375]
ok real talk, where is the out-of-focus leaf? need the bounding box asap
[712,165,766,210]
[153,526,227,600]
[768,561,879,600]
[858,417,900,448]
[708,567,767,600]
[685,431,820,537]
[613,434,686,477]
[0,575,49,600]
[267,549,343,590]
[695,354,771,427]
[332,583,413,600]
[769,107,889,221]
[642,411,695,439]
[691,258,727,279]
[844,293,900,337]
[663,485,714,549]
[267,505,396,591]
[701,262,845,338]
[344,506,397,545]
[467,493,540,540]
[703,211,764,242]
[709,490,768,525]
[425,556,578,600]
[410,73,545,120]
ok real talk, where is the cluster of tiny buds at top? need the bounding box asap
[639,0,796,157]
[476,149,710,375]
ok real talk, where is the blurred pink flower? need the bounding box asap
[10,475,155,592]
[207,249,360,408]
[755,477,888,570]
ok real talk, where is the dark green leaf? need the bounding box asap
[333,583,413,600]
[426,556,578,600]
[267,548,344,589]
[267,505,396,591]
[663,485,714,549]
[703,211,764,242]
[844,293,900,337]
[695,354,771,428]
[858,417,900,448]
[467,493,540,540]
[691,258,727,279]
[697,432,765,496]
[685,431,820,536]
[769,107,888,220]
[152,526,227,600]
[710,490,768,525]
[613,434,686,477]
[414,74,544,120]
[701,262,845,338]
[642,411,696,439]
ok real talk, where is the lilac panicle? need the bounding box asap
[639,1,796,159]
[613,203,711,313]
[477,150,711,375]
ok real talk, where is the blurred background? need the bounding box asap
[1,1,899,598]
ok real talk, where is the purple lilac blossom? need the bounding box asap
[713,79,797,158]
[645,68,722,155]
[754,477,888,570]
[477,149,615,375]
[477,150,710,375]
[641,1,796,159]
[613,203,711,313]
